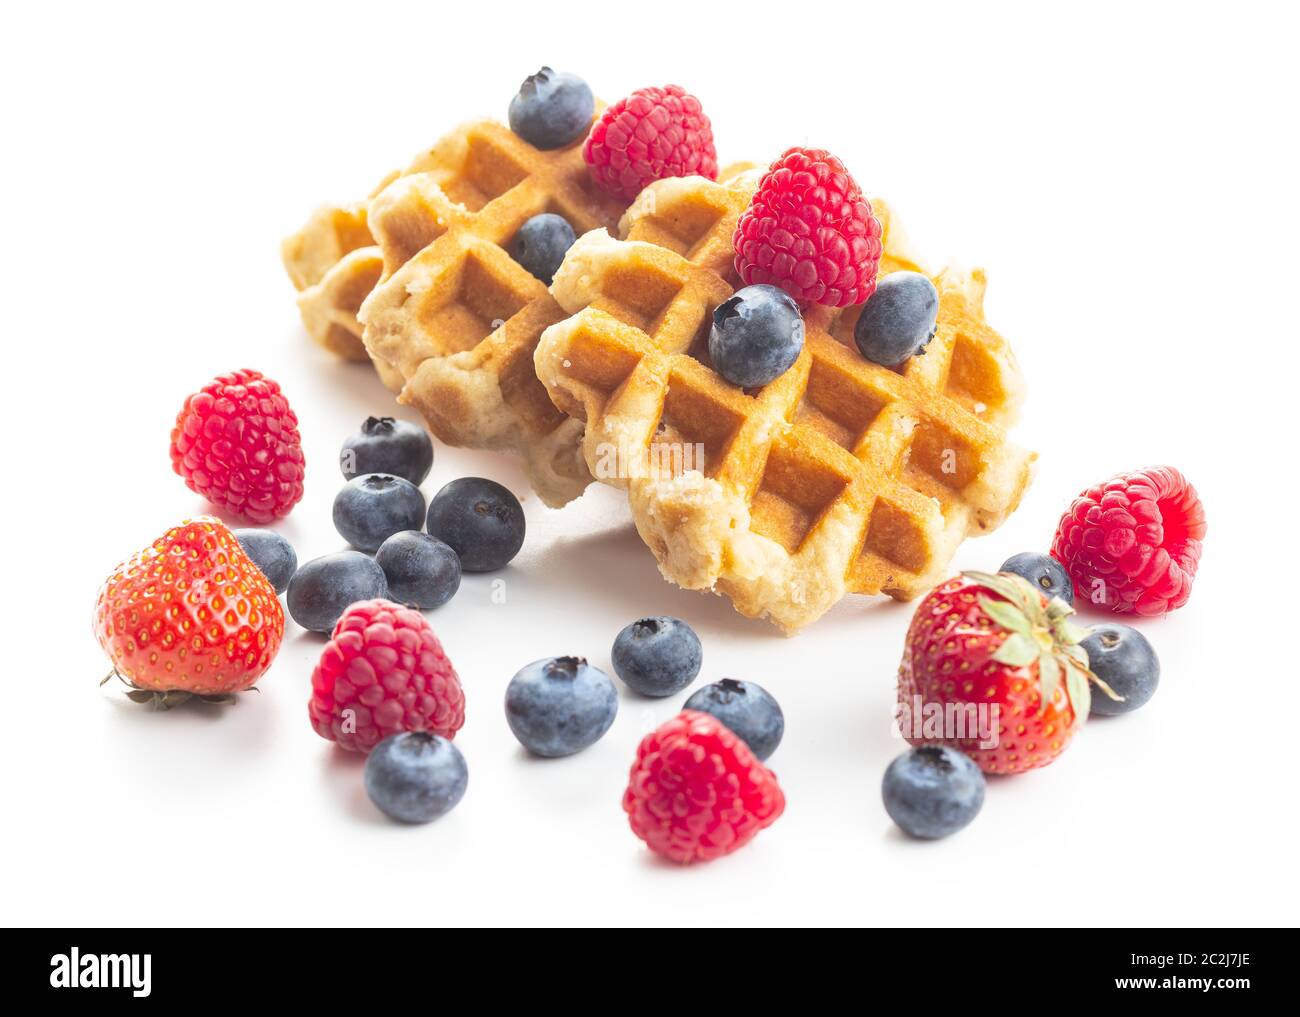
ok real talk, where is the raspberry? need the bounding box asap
[309,599,465,753]
[622,710,785,864]
[733,147,883,307]
[169,368,305,523]
[1051,466,1206,616]
[583,84,717,201]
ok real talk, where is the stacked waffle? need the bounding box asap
[282,81,1035,631]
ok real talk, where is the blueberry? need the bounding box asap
[232,527,297,594]
[507,67,594,150]
[340,416,433,485]
[684,679,784,761]
[1000,551,1074,605]
[364,732,468,823]
[854,271,939,367]
[505,656,617,757]
[425,477,525,572]
[1081,624,1160,716]
[376,531,462,610]
[286,551,388,633]
[333,473,426,553]
[511,213,576,285]
[709,284,805,388]
[882,746,985,839]
[610,616,702,698]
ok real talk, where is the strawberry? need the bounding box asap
[896,571,1117,774]
[93,517,284,708]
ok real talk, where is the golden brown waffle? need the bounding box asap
[356,118,631,505]
[281,171,398,366]
[279,110,621,383]
[534,174,1036,631]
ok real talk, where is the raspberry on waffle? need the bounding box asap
[534,174,1036,631]
[584,84,718,201]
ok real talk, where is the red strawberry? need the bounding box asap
[896,571,1116,774]
[93,517,284,708]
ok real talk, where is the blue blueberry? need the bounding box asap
[854,271,939,367]
[684,679,784,761]
[232,527,297,594]
[1000,551,1074,605]
[376,531,462,610]
[286,551,388,633]
[709,284,805,388]
[882,746,985,839]
[507,67,594,150]
[425,477,525,572]
[1081,624,1160,716]
[333,473,426,553]
[505,656,618,757]
[364,732,468,823]
[611,616,702,698]
[511,213,577,285]
[340,416,433,485]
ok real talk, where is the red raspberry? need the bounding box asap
[1051,466,1207,616]
[169,368,305,523]
[623,710,785,864]
[583,84,717,201]
[733,147,883,307]
[309,599,465,753]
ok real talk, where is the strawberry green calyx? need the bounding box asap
[99,670,246,710]
[962,571,1120,720]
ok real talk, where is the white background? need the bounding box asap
[4,1,1297,927]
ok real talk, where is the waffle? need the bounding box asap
[281,171,398,367]
[349,117,632,505]
[534,174,1036,631]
